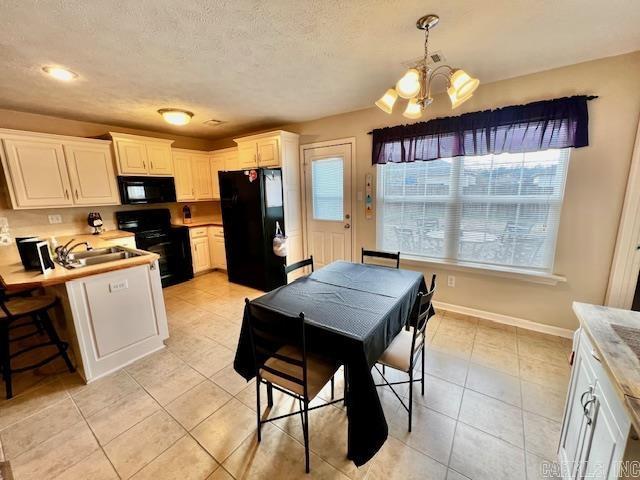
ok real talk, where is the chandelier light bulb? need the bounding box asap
[396,68,421,99]
[375,89,399,114]
[403,98,423,119]
[450,69,479,100]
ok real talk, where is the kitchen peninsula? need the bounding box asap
[0,232,169,383]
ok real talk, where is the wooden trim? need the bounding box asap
[234,130,299,144]
[0,128,111,145]
[300,137,357,262]
[434,300,575,338]
[606,119,640,308]
[108,132,174,144]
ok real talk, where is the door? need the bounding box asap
[173,152,195,201]
[64,143,120,205]
[257,138,280,167]
[193,154,213,200]
[2,138,74,207]
[303,143,352,268]
[237,142,258,169]
[114,138,149,175]
[191,237,211,273]
[146,143,173,176]
[210,154,225,199]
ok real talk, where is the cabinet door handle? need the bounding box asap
[74,189,79,199]
[580,385,594,408]
[150,161,154,169]
[583,397,596,425]
[64,189,69,200]
[143,160,146,169]
[591,349,601,362]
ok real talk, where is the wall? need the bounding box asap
[213,51,640,330]
[0,109,221,262]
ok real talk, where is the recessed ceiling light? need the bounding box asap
[42,66,78,81]
[158,108,194,126]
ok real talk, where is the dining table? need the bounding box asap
[233,260,428,466]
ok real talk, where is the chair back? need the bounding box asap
[284,256,314,278]
[245,299,309,399]
[361,248,400,269]
[410,274,437,366]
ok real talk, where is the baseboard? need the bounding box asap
[433,300,575,339]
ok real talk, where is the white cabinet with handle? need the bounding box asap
[559,326,632,479]
[110,132,174,176]
[209,226,227,270]
[210,147,238,199]
[234,133,281,169]
[173,149,214,202]
[0,129,120,209]
[189,227,211,273]
[64,143,120,206]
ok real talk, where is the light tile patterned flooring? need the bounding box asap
[0,271,572,479]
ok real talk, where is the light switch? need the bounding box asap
[109,280,129,293]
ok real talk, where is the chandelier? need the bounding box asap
[375,14,479,119]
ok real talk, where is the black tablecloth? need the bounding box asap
[233,261,426,466]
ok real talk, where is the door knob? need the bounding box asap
[344,224,351,229]
[345,214,351,220]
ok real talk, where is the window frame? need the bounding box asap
[376,149,571,278]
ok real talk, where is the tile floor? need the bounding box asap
[0,270,572,479]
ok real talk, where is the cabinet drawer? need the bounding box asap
[189,226,208,238]
[209,226,224,239]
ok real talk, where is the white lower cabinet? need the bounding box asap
[559,330,630,479]
[64,262,168,382]
[191,236,211,273]
[209,226,227,270]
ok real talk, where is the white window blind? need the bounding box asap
[312,157,344,221]
[377,149,571,272]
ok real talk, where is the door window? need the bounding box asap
[312,157,343,221]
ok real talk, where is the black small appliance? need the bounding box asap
[117,176,177,205]
[219,168,286,291]
[87,212,103,235]
[116,209,193,287]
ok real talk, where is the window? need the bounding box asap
[377,149,571,272]
[312,157,344,221]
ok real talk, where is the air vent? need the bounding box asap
[203,119,226,127]
[402,50,446,68]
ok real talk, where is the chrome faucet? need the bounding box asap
[55,239,92,265]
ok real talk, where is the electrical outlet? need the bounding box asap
[48,214,62,224]
[447,275,455,287]
[109,280,129,293]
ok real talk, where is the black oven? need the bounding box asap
[116,209,193,287]
[117,176,177,205]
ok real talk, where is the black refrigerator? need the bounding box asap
[219,168,287,291]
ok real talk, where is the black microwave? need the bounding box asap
[117,176,177,204]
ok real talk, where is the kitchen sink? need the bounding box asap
[60,246,145,269]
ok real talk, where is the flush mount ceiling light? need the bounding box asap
[42,65,78,82]
[375,14,480,119]
[158,108,194,126]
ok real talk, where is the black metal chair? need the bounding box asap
[0,292,75,399]
[284,256,314,277]
[375,274,436,432]
[245,299,342,473]
[361,248,400,269]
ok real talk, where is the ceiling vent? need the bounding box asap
[402,50,446,69]
[203,119,226,127]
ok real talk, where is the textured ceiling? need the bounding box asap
[1,0,639,139]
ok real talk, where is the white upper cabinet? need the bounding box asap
[234,131,287,169]
[172,149,215,202]
[210,147,238,199]
[173,150,195,202]
[257,138,280,167]
[0,130,120,209]
[64,143,120,205]
[146,142,174,175]
[110,132,174,176]
[193,154,214,200]
[2,137,74,208]
[237,142,258,169]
